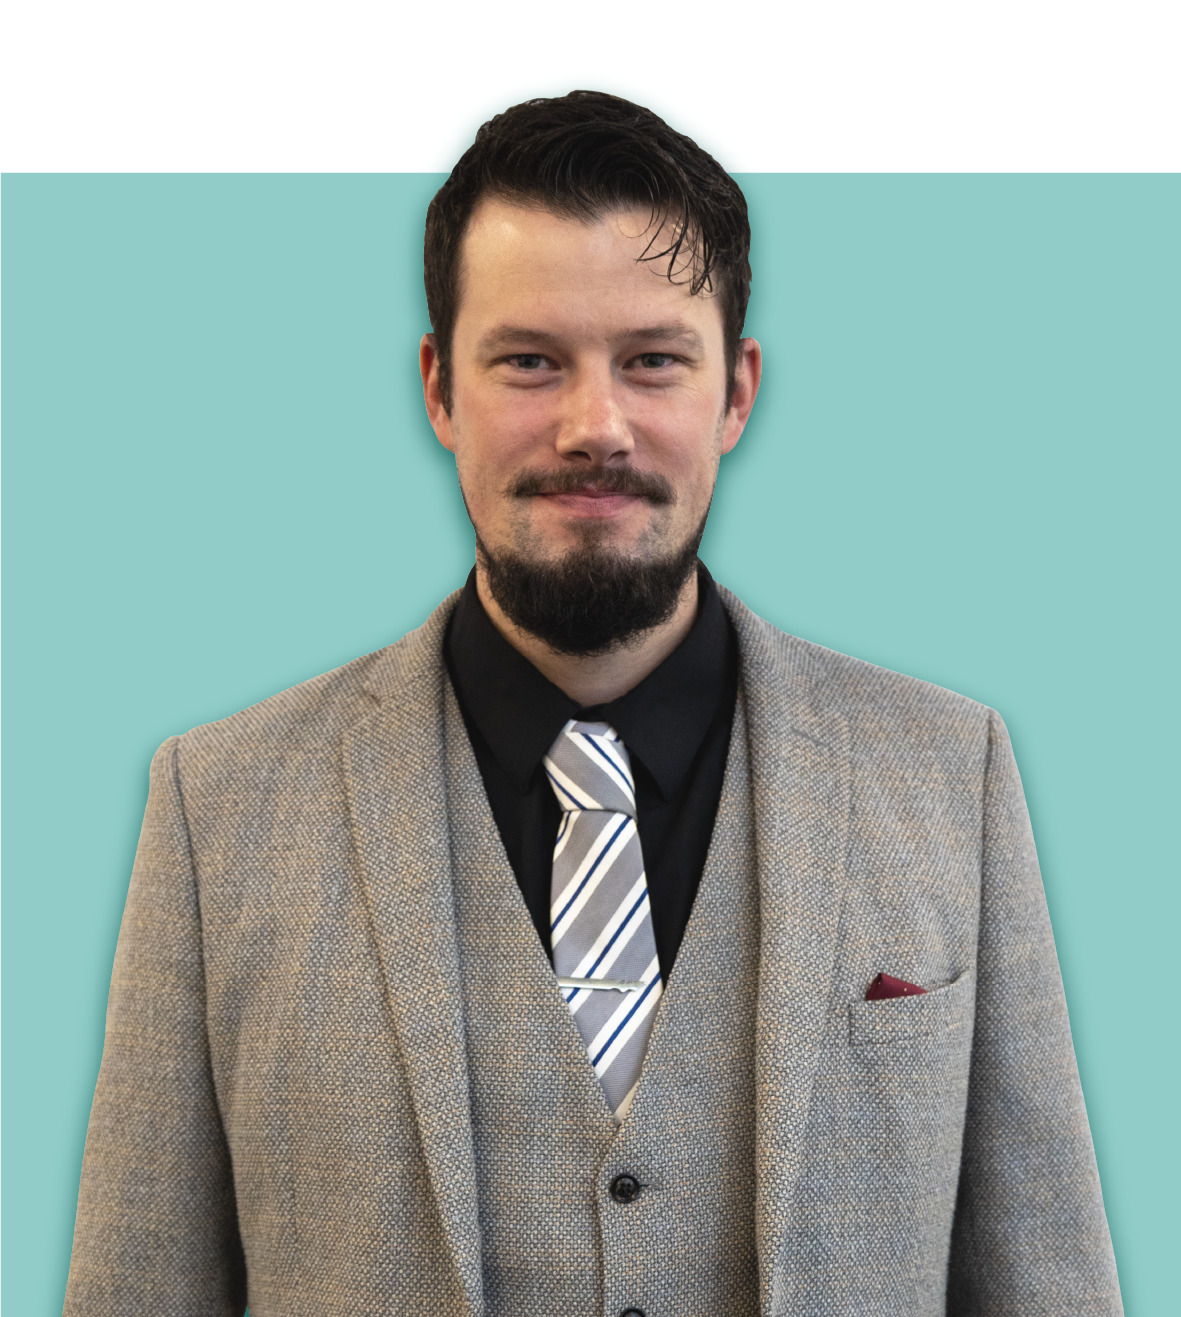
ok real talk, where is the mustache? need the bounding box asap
[507,467,675,506]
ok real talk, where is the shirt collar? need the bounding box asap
[444,562,734,799]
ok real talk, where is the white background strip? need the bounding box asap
[2,1,1177,171]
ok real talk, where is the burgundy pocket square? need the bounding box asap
[865,972,927,1001]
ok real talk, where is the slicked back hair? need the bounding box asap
[424,90,752,411]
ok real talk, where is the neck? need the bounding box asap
[475,565,700,706]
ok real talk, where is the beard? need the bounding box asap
[478,494,708,658]
[479,527,705,657]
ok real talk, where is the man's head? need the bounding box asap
[420,91,760,658]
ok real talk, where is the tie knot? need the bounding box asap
[543,720,636,817]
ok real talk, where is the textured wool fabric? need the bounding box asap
[450,687,760,1317]
[64,586,1123,1316]
[448,688,613,1315]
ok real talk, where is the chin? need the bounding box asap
[477,513,706,658]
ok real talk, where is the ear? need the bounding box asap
[420,334,456,452]
[719,337,762,455]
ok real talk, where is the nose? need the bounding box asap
[554,362,634,466]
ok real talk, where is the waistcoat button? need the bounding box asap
[609,1173,642,1203]
[620,1310,645,1317]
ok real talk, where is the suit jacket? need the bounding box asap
[64,587,1122,1316]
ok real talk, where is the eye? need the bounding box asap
[508,354,548,370]
[637,353,677,369]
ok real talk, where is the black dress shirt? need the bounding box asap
[444,562,738,981]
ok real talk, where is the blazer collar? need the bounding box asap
[718,586,851,1316]
[343,591,484,1316]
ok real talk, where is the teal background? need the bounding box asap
[3,174,1178,1313]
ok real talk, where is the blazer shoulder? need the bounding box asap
[173,592,459,779]
[720,586,995,752]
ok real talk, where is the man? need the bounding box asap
[65,92,1121,1316]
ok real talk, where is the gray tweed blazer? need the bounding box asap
[64,587,1122,1316]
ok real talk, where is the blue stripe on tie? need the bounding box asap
[546,768,586,812]
[582,891,648,979]
[591,973,661,1067]
[550,814,631,932]
[580,733,634,794]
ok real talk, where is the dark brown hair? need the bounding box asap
[424,90,752,410]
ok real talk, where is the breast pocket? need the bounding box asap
[838,967,976,1130]
[847,967,976,1048]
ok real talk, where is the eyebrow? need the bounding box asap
[478,324,705,354]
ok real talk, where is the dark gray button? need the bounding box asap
[609,1173,642,1203]
[620,1310,645,1317]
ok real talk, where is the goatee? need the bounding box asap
[479,517,706,658]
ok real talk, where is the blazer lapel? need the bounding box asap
[720,590,851,1317]
[342,596,484,1317]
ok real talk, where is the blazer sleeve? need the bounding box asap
[947,711,1122,1315]
[63,737,247,1317]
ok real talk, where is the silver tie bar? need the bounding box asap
[557,977,645,993]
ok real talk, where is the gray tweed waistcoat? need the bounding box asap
[447,685,760,1317]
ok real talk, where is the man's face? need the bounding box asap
[421,197,760,574]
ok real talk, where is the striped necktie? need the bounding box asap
[545,719,663,1120]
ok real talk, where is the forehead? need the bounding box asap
[455,196,720,332]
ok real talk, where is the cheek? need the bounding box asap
[632,399,724,477]
[454,390,552,472]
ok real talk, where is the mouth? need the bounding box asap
[534,488,646,519]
